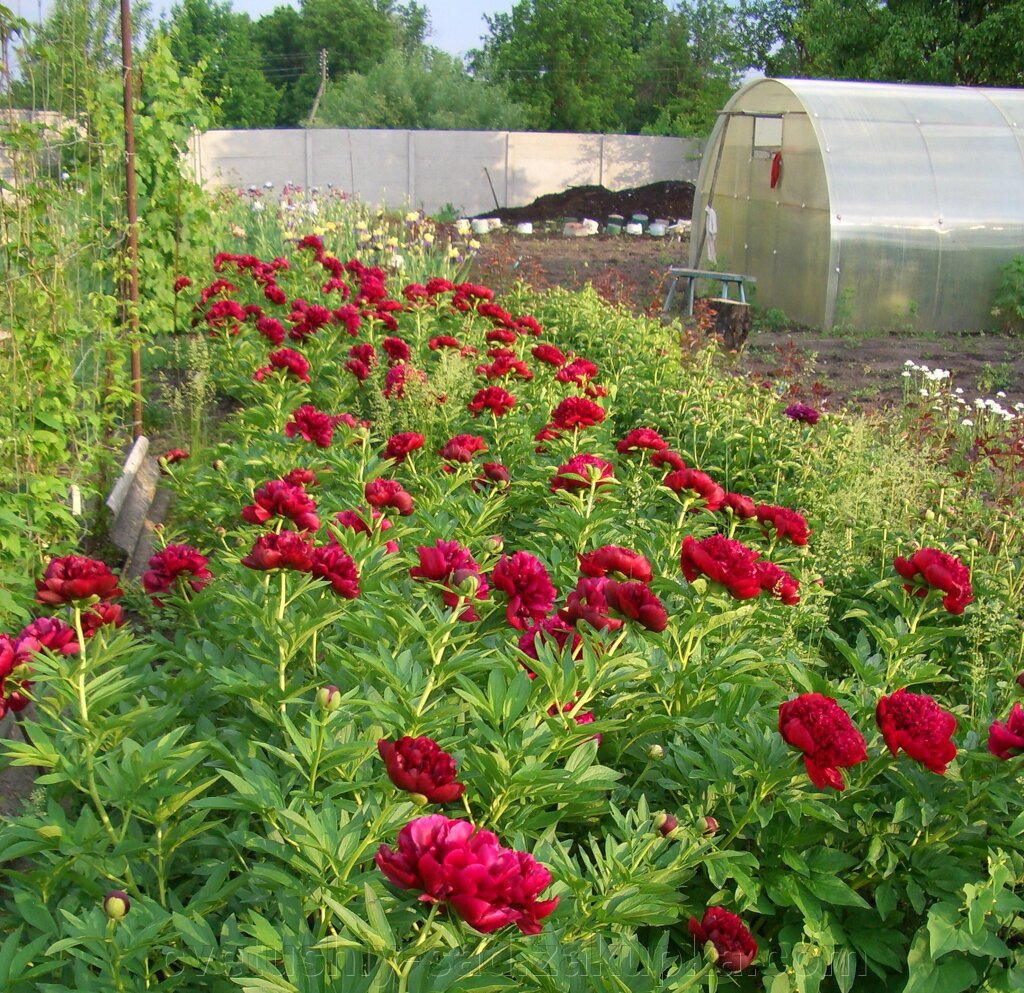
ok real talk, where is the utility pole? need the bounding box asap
[307,48,327,127]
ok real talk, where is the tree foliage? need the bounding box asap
[314,48,529,131]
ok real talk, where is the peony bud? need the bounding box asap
[653,811,678,837]
[703,940,720,965]
[409,792,430,807]
[316,685,342,712]
[483,534,504,555]
[103,890,130,920]
[922,508,935,522]
[450,569,480,598]
[212,459,226,472]
[647,744,665,760]
[702,816,719,836]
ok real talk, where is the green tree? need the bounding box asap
[477,0,659,132]
[164,0,280,128]
[314,47,528,130]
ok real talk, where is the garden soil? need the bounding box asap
[471,227,1024,412]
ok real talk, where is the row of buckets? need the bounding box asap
[468,213,687,237]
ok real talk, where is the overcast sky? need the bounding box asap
[21,1,516,58]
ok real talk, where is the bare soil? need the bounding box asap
[472,231,1024,412]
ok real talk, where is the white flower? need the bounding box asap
[997,391,1007,398]
[961,419,974,427]
[902,371,911,378]
[904,359,916,367]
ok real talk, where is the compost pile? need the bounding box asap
[475,180,695,225]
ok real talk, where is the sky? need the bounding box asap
[22,1,517,58]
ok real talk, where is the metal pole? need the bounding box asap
[120,0,142,439]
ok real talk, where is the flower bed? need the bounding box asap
[1,231,1022,992]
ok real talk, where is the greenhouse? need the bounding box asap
[690,78,1024,332]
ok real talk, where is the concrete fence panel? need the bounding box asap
[190,128,704,217]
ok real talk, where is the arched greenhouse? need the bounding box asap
[690,78,1024,332]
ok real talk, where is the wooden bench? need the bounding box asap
[662,266,757,316]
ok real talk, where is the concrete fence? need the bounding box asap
[189,128,704,217]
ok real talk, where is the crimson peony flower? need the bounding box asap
[555,358,599,387]
[309,544,360,598]
[513,314,542,336]
[383,363,427,400]
[617,427,668,454]
[472,462,511,492]
[36,555,122,606]
[160,448,190,465]
[893,547,973,614]
[345,358,371,382]
[688,907,758,972]
[603,580,668,632]
[429,335,460,350]
[375,814,558,934]
[79,601,126,637]
[333,508,397,553]
[518,615,583,669]
[550,396,605,430]
[491,552,556,629]
[241,530,314,572]
[467,386,516,418]
[441,434,487,464]
[283,468,318,488]
[663,468,725,512]
[17,617,79,657]
[680,534,762,600]
[410,540,489,620]
[382,336,411,364]
[531,343,567,367]
[721,492,756,519]
[173,275,192,293]
[651,449,687,472]
[476,353,533,381]
[378,736,464,803]
[876,688,957,774]
[255,316,285,345]
[242,479,319,532]
[267,348,311,382]
[486,327,517,345]
[778,693,867,790]
[578,545,653,582]
[143,544,212,604]
[756,504,810,546]
[988,703,1024,760]
[383,432,425,463]
[755,560,800,605]
[285,405,336,448]
[264,283,287,305]
[365,478,414,516]
[559,576,622,632]
[784,402,821,425]
[550,454,614,494]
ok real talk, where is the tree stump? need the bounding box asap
[705,297,752,351]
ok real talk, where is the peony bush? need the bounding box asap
[1,229,1022,992]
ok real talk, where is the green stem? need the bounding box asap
[73,605,89,725]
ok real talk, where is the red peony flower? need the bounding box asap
[242,479,319,532]
[17,617,80,657]
[578,545,653,582]
[550,396,605,430]
[517,615,583,669]
[651,449,687,472]
[365,478,414,516]
[893,547,973,614]
[173,275,192,293]
[555,357,599,387]
[550,454,614,494]
[721,492,756,519]
[79,601,126,637]
[680,534,762,600]
[309,544,360,598]
[285,405,336,448]
[375,814,558,934]
[688,907,757,972]
[333,508,398,553]
[467,386,516,418]
[429,335,460,350]
[382,336,411,364]
[559,576,623,632]
[383,432,425,463]
[988,703,1024,760]
[603,580,668,632]
[267,348,311,382]
[36,555,122,606]
[784,402,821,425]
[876,688,957,774]
[756,504,810,546]
[472,462,511,492]
[486,327,517,345]
[531,343,567,367]
[255,316,285,345]
[778,692,867,790]
[513,314,542,336]
[143,544,212,604]
[377,737,464,803]
[663,468,725,512]
[617,428,668,454]
[755,560,800,605]
[283,467,318,487]
[160,448,190,466]
[409,540,489,620]
[344,358,371,382]
[241,530,314,572]
[383,363,427,400]
[441,434,487,464]
[491,552,557,630]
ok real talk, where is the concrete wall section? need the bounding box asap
[192,128,704,216]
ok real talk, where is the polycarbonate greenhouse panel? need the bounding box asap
[691,79,1024,332]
